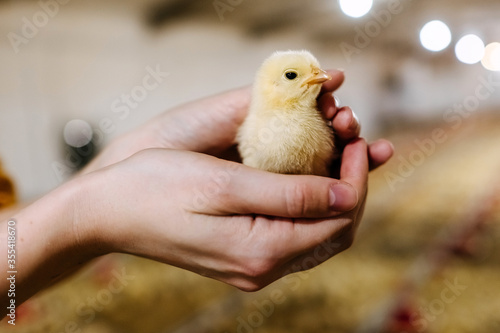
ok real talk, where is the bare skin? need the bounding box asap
[0,70,393,318]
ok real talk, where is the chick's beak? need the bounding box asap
[302,68,332,87]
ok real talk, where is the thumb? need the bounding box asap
[218,165,358,218]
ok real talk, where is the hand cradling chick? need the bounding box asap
[237,50,337,176]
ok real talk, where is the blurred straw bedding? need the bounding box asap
[3,112,499,333]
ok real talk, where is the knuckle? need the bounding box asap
[284,182,312,217]
[243,257,274,279]
[223,258,277,292]
[235,280,266,293]
[222,256,277,292]
[337,222,355,250]
[201,168,233,207]
[231,258,276,292]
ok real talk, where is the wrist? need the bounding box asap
[17,175,105,265]
[73,166,130,255]
[69,171,114,256]
[0,174,106,309]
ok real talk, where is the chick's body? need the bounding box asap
[237,50,335,176]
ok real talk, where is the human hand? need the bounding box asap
[0,129,374,314]
[1,72,394,314]
[83,70,393,173]
[76,137,369,291]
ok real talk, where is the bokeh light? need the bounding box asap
[481,42,500,71]
[339,0,373,18]
[63,119,93,148]
[419,20,452,52]
[455,34,485,64]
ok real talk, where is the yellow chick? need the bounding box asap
[237,50,336,176]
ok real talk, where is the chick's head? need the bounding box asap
[253,50,331,109]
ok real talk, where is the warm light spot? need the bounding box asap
[481,42,500,71]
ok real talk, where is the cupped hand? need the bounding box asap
[78,138,368,291]
[84,70,393,173]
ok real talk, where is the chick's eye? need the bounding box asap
[285,71,298,80]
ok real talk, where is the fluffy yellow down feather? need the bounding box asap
[237,50,336,176]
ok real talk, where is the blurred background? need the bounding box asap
[1,0,499,332]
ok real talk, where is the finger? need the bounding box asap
[368,139,394,170]
[154,86,252,154]
[277,226,352,277]
[339,138,369,198]
[320,69,345,94]
[277,139,368,252]
[317,93,338,119]
[265,140,369,274]
[332,106,361,141]
[222,165,358,218]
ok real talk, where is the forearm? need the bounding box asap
[0,177,101,318]
[0,204,27,222]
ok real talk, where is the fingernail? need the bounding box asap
[329,183,357,211]
[348,111,360,132]
[333,95,342,108]
[348,114,357,130]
